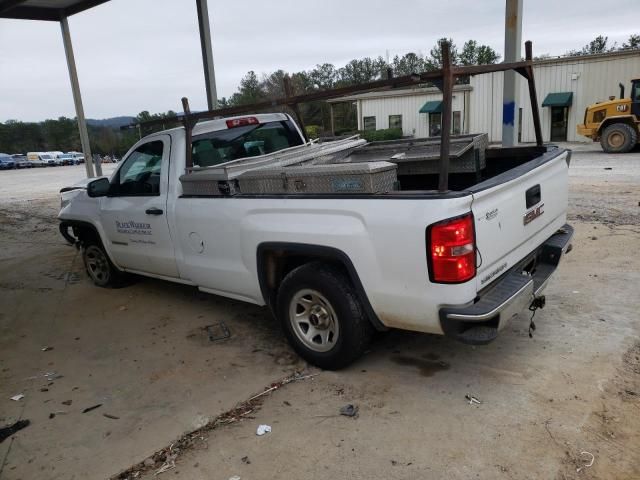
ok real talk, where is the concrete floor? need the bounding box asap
[1,144,639,480]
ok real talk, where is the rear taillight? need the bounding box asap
[427,213,476,283]
[226,117,259,128]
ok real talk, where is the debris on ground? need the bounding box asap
[576,451,595,473]
[44,372,63,381]
[41,346,53,352]
[103,413,120,420]
[256,424,271,436]
[339,404,359,417]
[205,321,231,342]
[0,419,30,443]
[112,371,319,480]
[241,456,250,464]
[62,400,72,406]
[228,476,241,480]
[10,394,24,401]
[465,394,482,405]
[82,404,102,413]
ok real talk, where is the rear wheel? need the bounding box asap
[276,261,373,370]
[82,242,126,288]
[600,123,637,153]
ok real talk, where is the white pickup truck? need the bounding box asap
[59,113,573,369]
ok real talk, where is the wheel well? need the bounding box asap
[256,243,387,331]
[598,117,638,135]
[60,220,102,248]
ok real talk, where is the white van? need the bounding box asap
[27,152,55,167]
[48,151,65,166]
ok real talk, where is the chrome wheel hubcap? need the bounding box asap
[289,289,339,353]
[85,246,110,284]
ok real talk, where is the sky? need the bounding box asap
[0,0,638,122]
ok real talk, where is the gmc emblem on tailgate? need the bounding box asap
[523,203,544,225]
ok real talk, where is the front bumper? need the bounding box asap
[439,224,574,345]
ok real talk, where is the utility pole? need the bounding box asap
[60,15,100,177]
[196,0,218,110]
[502,0,523,146]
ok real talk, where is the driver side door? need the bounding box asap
[100,135,179,278]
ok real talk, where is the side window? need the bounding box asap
[389,115,402,130]
[113,141,164,196]
[363,116,376,131]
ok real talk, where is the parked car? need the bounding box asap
[68,151,85,164]
[0,153,16,169]
[11,154,31,168]
[58,153,76,165]
[48,151,65,166]
[59,112,573,370]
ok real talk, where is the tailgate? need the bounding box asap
[471,149,569,291]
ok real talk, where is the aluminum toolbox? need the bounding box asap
[238,161,398,195]
[180,136,367,196]
[343,133,488,175]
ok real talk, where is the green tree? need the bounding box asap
[459,40,500,65]
[391,52,430,75]
[229,71,265,106]
[568,35,616,56]
[622,34,640,49]
[428,38,458,68]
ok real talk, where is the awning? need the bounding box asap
[419,101,442,113]
[542,92,573,107]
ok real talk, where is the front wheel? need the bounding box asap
[82,242,126,288]
[600,123,637,153]
[276,262,373,370]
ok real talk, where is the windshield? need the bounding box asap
[41,155,52,160]
[191,120,303,168]
[60,154,73,159]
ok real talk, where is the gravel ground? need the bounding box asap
[0,143,639,480]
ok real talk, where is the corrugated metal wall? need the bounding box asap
[472,52,640,142]
[356,51,640,143]
[359,90,467,138]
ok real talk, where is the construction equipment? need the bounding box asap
[577,79,640,153]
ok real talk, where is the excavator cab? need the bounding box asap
[631,79,640,118]
[577,78,640,153]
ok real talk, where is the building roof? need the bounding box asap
[0,0,111,20]
[327,84,472,103]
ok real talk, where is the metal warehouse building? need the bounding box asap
[330,50,640,143]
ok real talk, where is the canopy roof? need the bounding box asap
[0,0,110,20]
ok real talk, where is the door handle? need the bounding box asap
[145,207,164,215]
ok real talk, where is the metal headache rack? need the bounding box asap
[131,41,543,194]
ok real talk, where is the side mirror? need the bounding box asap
[87,177,110,197]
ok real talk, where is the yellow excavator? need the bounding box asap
[577,79,640,153]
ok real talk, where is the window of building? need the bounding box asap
[452,111,461,135]
[114,140,164,196]
[363,116,376,131]
[429,113,441,137]
[389,115,402,130]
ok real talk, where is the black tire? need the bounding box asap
[600,123,637,153]
[276,261,373,370]
[82,241,127,288]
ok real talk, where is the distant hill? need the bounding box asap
[86,116,135,128]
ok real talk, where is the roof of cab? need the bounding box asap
[148,113,291,138]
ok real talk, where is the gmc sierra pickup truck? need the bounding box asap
[59,112,573,369]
